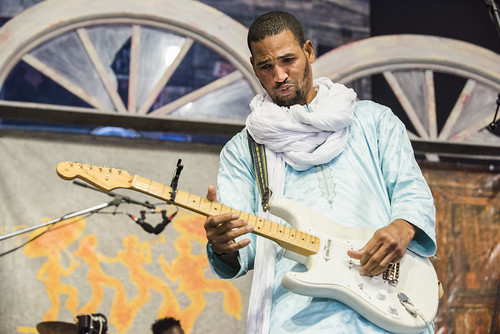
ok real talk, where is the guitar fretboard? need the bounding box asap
[132,175,320,257]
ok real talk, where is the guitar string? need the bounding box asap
[79,172,368,265]
[132,179,360,257]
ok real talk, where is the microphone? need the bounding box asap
[128,212,156,234]
[128,210,177,234]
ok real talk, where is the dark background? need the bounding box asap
[370,0,500,136]
[371,0,499,53]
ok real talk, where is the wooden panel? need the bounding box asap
[422,163,500,333]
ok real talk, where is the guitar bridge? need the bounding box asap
[383,262,400,286]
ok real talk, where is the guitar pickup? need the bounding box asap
[383,262,400,286]
[323,239,332,261]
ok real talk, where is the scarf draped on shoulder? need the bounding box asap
[246,77,356,171]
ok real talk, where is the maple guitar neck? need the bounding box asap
[129,175,319,257]
[55,161,319,257]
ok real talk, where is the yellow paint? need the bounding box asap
[159,214,243,333]
[23,217,85,320]
[19,212,242,334]
[16,327,37,333]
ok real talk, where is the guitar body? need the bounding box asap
[270,198,439,334]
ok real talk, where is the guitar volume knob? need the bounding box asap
[376,289,387,300]
[388,303,398,315]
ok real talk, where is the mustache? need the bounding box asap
[274,80,293,89]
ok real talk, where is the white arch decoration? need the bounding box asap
[0,0,261,119]
[0,0,498,158]
[313,34,500,159]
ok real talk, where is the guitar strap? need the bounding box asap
[247,131,272,212]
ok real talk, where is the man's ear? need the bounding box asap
[303,40,315,64]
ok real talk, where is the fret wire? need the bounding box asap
[198,197,212,214]
[239,211,251,222]
[282,225,292,243]
[305,238,313,251]
[210,202,222,215]
[259,218,269,235]
[154,182,164,196]
[206,201,216,215]
[271,222,280,238]
[298,231,307,248]
[307,235,315,249]
[190,192,199,206]
[150,181,162,197]
[146,179,155,192]
[304,234,312,249]
[247,215,256,228]
[303,233,311,249]
[175,190,189,206]
[275,223,284,241]
[220,204,232,215]
[145,177,152,193]
[267,221,275,238]
[310,237,319,251]
[253,217,265,231]
[194,193,203,209]
[161,183,169,201]
[272,223,280,238]
[183,191,189,207]
[131,175,317,255]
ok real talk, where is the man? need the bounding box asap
[204,11,436,333]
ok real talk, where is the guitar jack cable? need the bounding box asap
[398,293,433,334]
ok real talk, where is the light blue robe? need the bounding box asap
[207,100,437,333]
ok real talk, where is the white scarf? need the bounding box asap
[244,77,356,334]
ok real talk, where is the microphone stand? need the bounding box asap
[486,0,500,130]
[0,198,120,242]
[0,181,156,242]
[71,180,156,209]
[486,0,500,39]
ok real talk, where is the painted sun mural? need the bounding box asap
[20,211,242,334]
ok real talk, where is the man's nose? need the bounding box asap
[273,65,288,83]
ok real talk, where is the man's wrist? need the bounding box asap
[394,219,417,240]
[403,219,417,239]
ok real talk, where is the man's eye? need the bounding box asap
[260,64,271,70]
[283,58,294,63]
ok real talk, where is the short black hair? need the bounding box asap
[151,317,182,334]
[247,11,306,53]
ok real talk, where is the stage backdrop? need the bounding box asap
[0,130,252,334]
[1,131,499,334]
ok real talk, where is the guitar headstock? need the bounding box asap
[56,161,133,192]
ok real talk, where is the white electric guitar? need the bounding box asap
[56,161,439,333]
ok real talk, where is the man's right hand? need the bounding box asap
[204,186,254,264]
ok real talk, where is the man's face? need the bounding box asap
[250,30,316,107]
